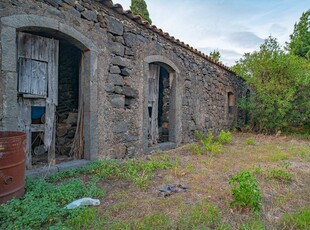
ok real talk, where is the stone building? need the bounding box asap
[0,0,247,170]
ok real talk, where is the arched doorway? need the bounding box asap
[1,15,98,169]
[143,56,182,152]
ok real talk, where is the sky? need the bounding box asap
[113,0,309,66]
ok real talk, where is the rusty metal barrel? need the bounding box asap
[0,131,26,203]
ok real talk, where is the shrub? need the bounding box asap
[246,138,255,145]
[229,170,262,212]
[217,130,232,144]
[191,130,233,155]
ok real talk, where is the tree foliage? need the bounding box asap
[209,49,221,62]
[233,36,310,133]
[130,0,152,24]
[287,9,310,59]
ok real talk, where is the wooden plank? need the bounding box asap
[30,99,46,107]
[31,124,45,132]
[18,32,32,58]
[21,100,32,170]
[32,35,49,62]
[44,102,56,165]
[30,60,48,96]
[18,58,32,94]
[49,39,59,105]
[148,64,160,144]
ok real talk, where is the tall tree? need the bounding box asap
[209,49,221,62]
[287,9,310,59]
[130,0,152,24]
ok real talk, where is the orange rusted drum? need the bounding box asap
[0,131,26,203]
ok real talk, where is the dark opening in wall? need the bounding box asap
[55,40,81,160]
[148,64,171,146]
[228,92,235,114]
[158,67,170,143]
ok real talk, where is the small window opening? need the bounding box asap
[228,92,234,114]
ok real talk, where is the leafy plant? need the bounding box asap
[190,130,232,155]
[229,170,262,212]
[217,130,232,144]
[246,138,255,145]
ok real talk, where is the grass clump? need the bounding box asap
[280,208,310,230]
[178,200,221,229]
[240,218,266,230]
[134,211,173,230]
[190,130,232,155]
[265,168,292,183]
[229,170,262,212]
[0,178,105,230]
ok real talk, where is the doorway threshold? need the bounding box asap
[26,159,91,178]
[147,142,176,153]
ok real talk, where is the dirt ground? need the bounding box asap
[89,133,310,229]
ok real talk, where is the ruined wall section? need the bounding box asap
[0,0,246,159]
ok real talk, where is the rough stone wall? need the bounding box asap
[0,0,246,160]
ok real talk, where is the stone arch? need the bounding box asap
[0,14,98,161]
[143,55,182,152]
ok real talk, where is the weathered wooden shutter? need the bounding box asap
[148,64,160,145]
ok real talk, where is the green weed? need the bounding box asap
[246,138,255,145]
[191,130,233,155]
[240,218,265,230]
[265,168,292,183]
[229,170,262,212]
[217,130,232,144]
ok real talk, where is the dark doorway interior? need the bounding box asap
[158,66,170,143]
[55,40,81,160]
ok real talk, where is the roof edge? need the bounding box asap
[101,0,235,74]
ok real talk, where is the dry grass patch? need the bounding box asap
[1,133,309,230]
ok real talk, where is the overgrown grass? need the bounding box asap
[178,200,221,229]
[1,133,309,229]
[0,154,176,229]
[0,178,105,229]
[280,208,310,230]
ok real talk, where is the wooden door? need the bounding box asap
[148,64,160,145]
[17,32,59,169]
